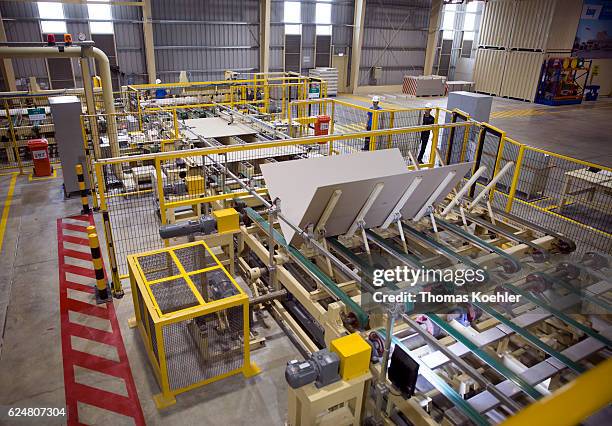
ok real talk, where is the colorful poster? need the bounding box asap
[573,1,612,58]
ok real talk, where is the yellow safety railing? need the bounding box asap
[92,120,472,284]
[441,115,612,254]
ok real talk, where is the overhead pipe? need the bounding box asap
[0,43,120,163]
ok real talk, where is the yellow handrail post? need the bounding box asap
[489,133,507,203]
[370,111,379,151]
[505,143,525,213]
[429,107,441,168]
[331,101,336,135]
[460,122,471,162]
[155,158,169,247]
[5,100,24,174]
[387,111,394,149]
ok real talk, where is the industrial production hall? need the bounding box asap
[0,0,611,425]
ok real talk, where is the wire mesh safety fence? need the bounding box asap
[0,96,60,171]
[95,123,468,279]
[444,128,612,256]
[128,241,252,404]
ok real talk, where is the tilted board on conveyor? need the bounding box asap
[260,148,472,244]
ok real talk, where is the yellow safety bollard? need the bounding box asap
[87,225,112,303]
[75,164,91,215]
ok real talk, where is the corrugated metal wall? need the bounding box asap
[0,0,147,87]
[360,0,431,85]
[151,0,259,82]
[546,0,582,53]
[269,1,354,74]
[500,51,543,101]
[1,0,434,88]
[113,5,147,85]
[474,49,505,96]
[1,2,48,89]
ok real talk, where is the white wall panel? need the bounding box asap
[500,51,543,101]
[474,49,506,96]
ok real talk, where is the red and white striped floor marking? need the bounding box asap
[57,214,145,425]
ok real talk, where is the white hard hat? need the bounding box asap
[425,103,433,109]
[155,78,162,84]
[372,95,380,103]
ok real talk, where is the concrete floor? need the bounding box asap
[0,95,610,424]
[339,94,612,167]
[0,170,297,425]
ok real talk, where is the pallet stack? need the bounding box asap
[309,68,338,97]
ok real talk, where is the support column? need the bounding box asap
[423,0,443,76]
[142,0,156,84]
[349,0,366,93]
[260,0,271,73]
[0,9,17,91]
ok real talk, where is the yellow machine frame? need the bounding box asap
[127,240,260,409]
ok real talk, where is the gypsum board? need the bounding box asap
[463,213,549,263]
[326,236,399,291]
[245,207,369,328]
[503,282,612,347]
[472,301,586,374]
[400,223,491,282]
[490,206,576,254]
[530,271,612,313]
[426,313,544,401]
[435,218,522,274]
[400,314,522,413]
[375,329,490,426]
[365,230,426,271]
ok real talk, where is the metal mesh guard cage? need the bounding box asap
[127,240,260,409]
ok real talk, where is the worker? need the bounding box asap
[154,78,168,99]
[417,104,435,163]
[363,96,382,151]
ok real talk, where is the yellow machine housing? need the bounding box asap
[213,208,239,234]
[185,175,205,195]
[330,333,372,381]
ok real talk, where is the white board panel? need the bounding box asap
[261,149,473,244]
[261,149,408,244]
[183,117,258,139]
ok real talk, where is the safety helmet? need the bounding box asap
[372,95,380,103]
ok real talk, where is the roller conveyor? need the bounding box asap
[435,217,522,274]
[472,301,586,374]
[529,271,612,313]
[426,313,545,401]
[503,283,612,347]
[377,331,491,426]
[245,207,370,327]
[463,213,549,263]
[400,222,491,282]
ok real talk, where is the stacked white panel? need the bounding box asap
[500,51,544,101]
[309,68,339,96]
[479,0,516,48]
[474,49,506,96]
[509,0,556,51]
